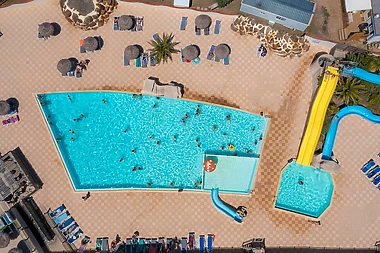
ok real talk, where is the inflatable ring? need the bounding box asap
[203,159,216,172]
[192,57,201,65]
[228,144,235,151]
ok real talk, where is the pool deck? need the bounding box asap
[0,0,379,250]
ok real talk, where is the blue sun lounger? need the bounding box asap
[214,20,221,34]
[153,33,159,42]
[114,17,120,30]
[195,26,201,36]
[224,56,229,65]
[215,55,220,62]
[58,217,74,231]
[166,238,172,253]
[180,49,185,63]
[126,238,132,253]
[207,234,213,253]
[150,238,157,253]
[53,211,70,225]
[144,238,151,253]
[49,204,66,219]
[62,223,78,237]
[138,238,145,253]
[158,237,165,253]
[180,17,187,31]
[136,57,141,68]
[199,235,205,253]
[361,159,375,173]
[367,165,380,178]
[150,52,156,66]
[373,174,380,186]
[204,27,210,36]
[181,237,187,253]
[67,229,83,244]
[207,45,215,60]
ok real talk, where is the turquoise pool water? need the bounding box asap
[275,161,334,218]
[37,92,268,191]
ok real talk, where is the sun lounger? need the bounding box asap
[207,45,215,60]
[207,234,213,253]
[53,211,70,225]
[136,17,144,31]
[180,49,185,62]
[367,165,380,178]
[361,159,375,173]
[224,56,229,65]
[144,238,151,253]
[126,238,132,253]
[79,39,86,53]
[61,72,68,77]
[136,57,141,68]
[58,217,74,231]
[215,55,220,62]
[150,238,157,253]
[75,67,82,78]
[142,53,149,68]
[195,26,201,36]
[2,115,20,127]
[49,204,66,219]
[68,229,83,244]
[214,20,221,34]
[166,238,172,253]
[138,238,145,253]
[373,174,380,186]
[199,235,205,253]
[188,232,195,250]
[181,237,187,253]
[62,222,78,237]
[96,238,102,251]
[156,85,182,98]
[180,16,188,31]
[124,53,130,66]
[153,33,159,42]
[158,237,165,253]
[142,78,156,94]
[114,16,120,30]
[150,52,156,66]
[204,27,210,36]
[208,2,218,10]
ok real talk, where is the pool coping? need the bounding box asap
[34,90,270,193]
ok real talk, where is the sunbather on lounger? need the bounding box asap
[49,204,65,219]
[188,233,195,250]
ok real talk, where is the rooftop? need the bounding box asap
[371,0,380,35]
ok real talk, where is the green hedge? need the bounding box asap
[217,0,233,8]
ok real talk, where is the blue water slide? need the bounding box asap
[343,67,380,85]
[322,106,380,160]
[210,188,243,223]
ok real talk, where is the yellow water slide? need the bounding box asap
[296,66,339,166]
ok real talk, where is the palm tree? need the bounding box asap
[364,82,380,105]
[334,77,365,105]
[148,33,179,64]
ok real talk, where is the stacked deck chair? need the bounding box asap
[207,235,213,253]
[199,235,205,253]
[361,159,375,173]
[158,237,165,253]
[49,204,66,219]
[181,237,187,253]
[188,233,195,250]
[166,238,173,253]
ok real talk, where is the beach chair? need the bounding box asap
[373,174,380,186]
[204,27,210,36]
[199,235,205,253]
[2,115,20,127]
[166,238,172,253]
[158,237,165,253]
[150,238,158,253]
[152,33,159,42]
[58,217,74,231]
[126,238,132,253]
[150,52,156,66]
[180,49,185,62]
[214,20,221,34]
[137,17,144,31]
[79,39,86,53]
[207,234,213,253]
[367,165,380,178]
[215,55,220,62]
[195,26,201,36]
[188,232,195,250]
[181,237,187,253]
[136,57,141,68]
[49,204,66,219]
[180,16,187,31]
[114,16,120,30]
[53,211,70,225]
[38,32,43,39]
[68,70,75,76]
[361,159,375,173]
[138,238,145,253]
[62,223,78,237]
[223,56,229,65]
[207,45,215,60]
[61,72,68,77]
[67,229,83,244]
[144,238,151,253]
[75,67,82,78]
[124,53,130,66]
[142,53,149,68]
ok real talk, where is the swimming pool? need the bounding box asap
[37,92,268,191]
[275,161,334,218]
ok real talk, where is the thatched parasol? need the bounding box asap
[182,45,199,60]
[215,44,230,59]
[0,101,10,116]
[118,15,134,30]
[57,59,72,73]
[124,45,140,59]
[83,37,98,51]
[67,0,94,16]
[38,22,54,37]
[8,248,22,253]
[195,15,212,29]
[0,232,10,248]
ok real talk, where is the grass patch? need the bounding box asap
[321,6,330,35]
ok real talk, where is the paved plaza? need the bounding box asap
[0,0,379,250]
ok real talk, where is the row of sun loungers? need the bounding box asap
[61,66,83,78]
[180,16,221,35]
[2,115,20,126]
[117,233,213,253]
[142,78,182,99]
[124,52,155,67]
[114,16,144,31]
[360,159,380,188]
[48,204,83,244]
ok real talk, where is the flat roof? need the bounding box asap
[371,0,380,35]
[345,0,371,12]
